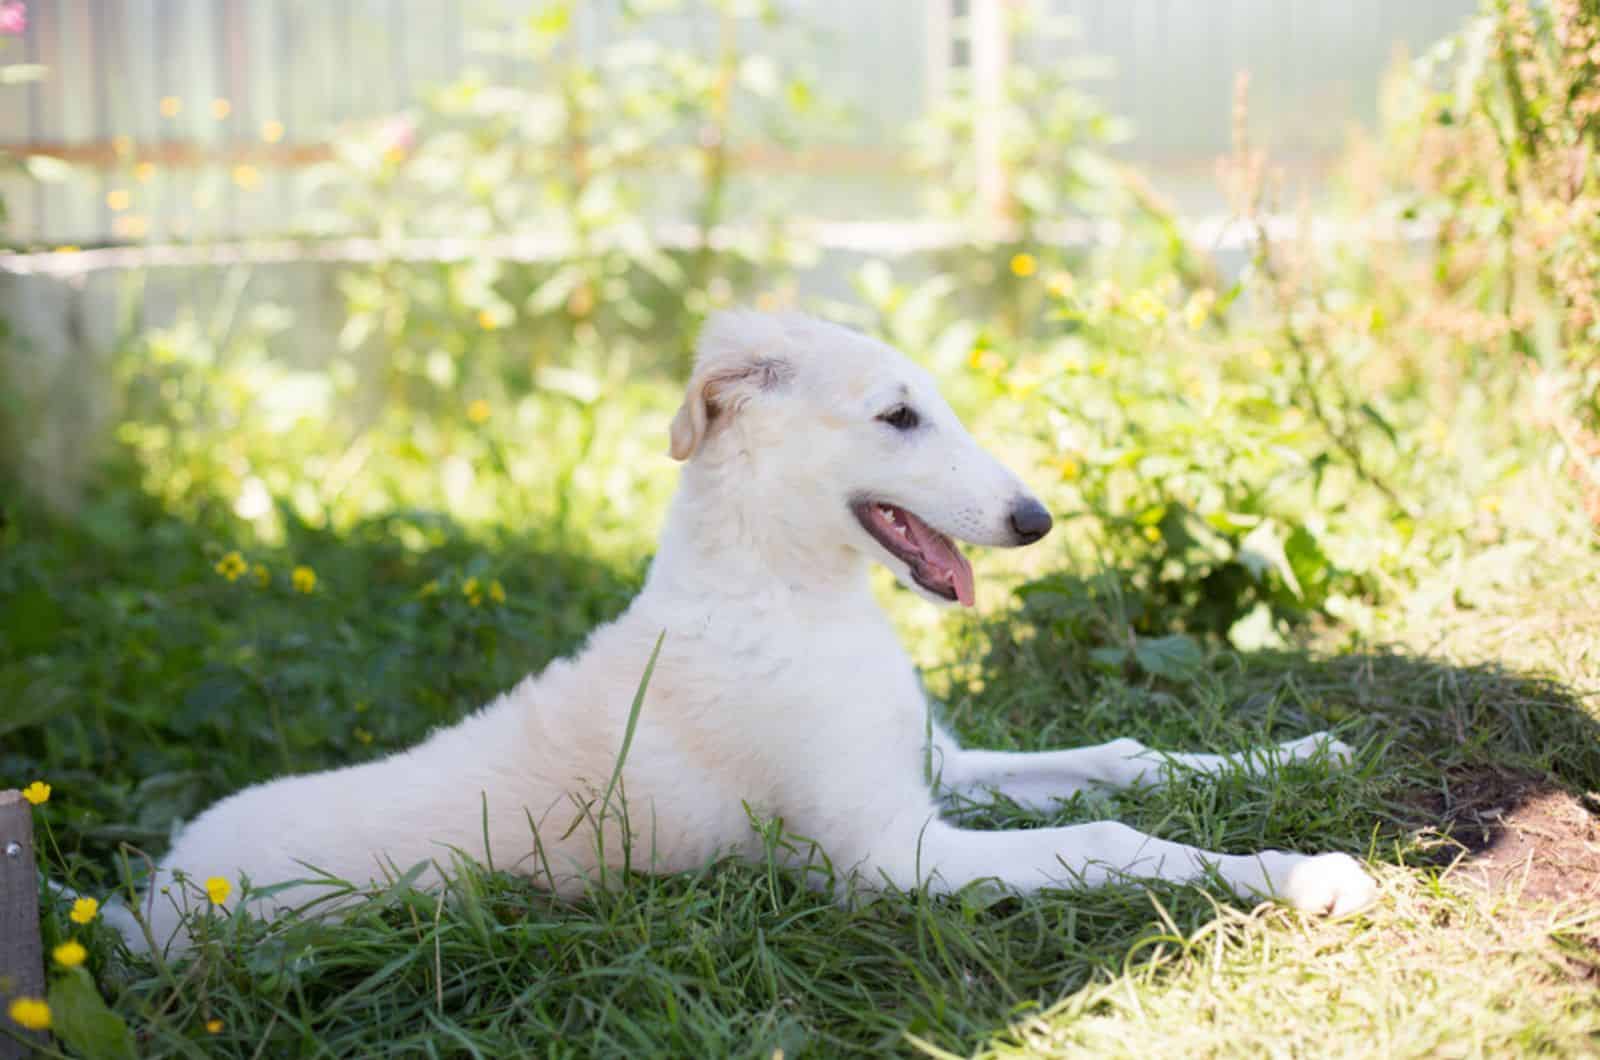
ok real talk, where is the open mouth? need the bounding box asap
[852,500,975,607]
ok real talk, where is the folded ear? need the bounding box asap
[668,312,794,461]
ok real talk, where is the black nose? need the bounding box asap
[1009,498,1053,544]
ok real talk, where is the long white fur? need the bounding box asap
[124,310,1375,954]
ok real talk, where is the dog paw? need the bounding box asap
[1276,732,1355,767]
[1260,852,1378,917]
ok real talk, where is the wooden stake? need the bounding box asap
[971,0,1014,235]
[0,790,46,1059]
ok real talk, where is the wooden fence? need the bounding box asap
[1,0,1478,246]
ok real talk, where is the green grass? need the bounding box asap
[5,440,1598,1058]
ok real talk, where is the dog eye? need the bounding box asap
[878,405,920,431]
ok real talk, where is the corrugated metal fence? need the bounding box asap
[1,0,1478,246]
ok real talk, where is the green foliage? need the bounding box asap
[1350,0,1600,518]
[316,0,824,394]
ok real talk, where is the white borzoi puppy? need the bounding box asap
[121,310,1375,953]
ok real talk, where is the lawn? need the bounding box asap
[6,0,1600,1055]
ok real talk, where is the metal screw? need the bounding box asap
[3,841,21,858]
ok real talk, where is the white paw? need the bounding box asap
[1265,852,1378,917]
[1277,732,1355,767]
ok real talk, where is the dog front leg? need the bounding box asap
[880,816,1375,916]
[936,733,1353,812]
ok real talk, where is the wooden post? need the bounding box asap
[971,0,1013,235]
[0,790,46,1059]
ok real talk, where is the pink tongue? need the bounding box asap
[903,511,977,608]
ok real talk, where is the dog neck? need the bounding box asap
[646,456,873,610]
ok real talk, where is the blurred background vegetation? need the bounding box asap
[3,2,1600,1053]
[3,0,1594,648]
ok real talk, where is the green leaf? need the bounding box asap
[1132,634,1203,680]
[49,971,137,1060]
[1088,646,1129,672]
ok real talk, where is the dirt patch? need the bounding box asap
[1421,767,1600,907]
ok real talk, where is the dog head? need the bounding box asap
[669,310,1051,607]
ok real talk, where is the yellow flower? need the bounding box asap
[7,997,50,1032]
[488,580,506,605]
[215,551,248,582]
[1127,289,1167,325]
[1046,272,1075,299]
[52,940,87,968]
[467,399,491,424]
[54,245,81,254]
[134,161,156,183]
[159,96,182,117]
[1142,525,1162,543]
[1479,494,1503,515]
[206,1018,224,1034]
[1057,457,1082,482]
[106,188,131,211]
[477,309,499,331]
[292,566,317,594]
[210,98,232,120]
[69,897,99,924]
[418,580,440,598]
[1009,252,1037,278]
[253,563,270,588]
[1183,289,1215,331]
[967,347,1006,378]
[231,164,260,190]
[463,577,483,607]
[204,876,232,905]
[21,780,50,805]
[260,119,285,143]
[354,726,374,745]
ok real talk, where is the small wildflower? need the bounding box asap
[7,997,50,1032]
[231,164,260,190]
[253,563,270,588]
[354,726,374,745]
[292,566,317,594]
[206,1019,224,1034]
[0,2,26,36]
[204,876,232,905]
[134,161,156,183]
[488,579,506,605]
[967,346,1006,377]
[1183,289,1215,330]
[112,214,149,239]
[210,98,232,120]
[159,95,183,117]
[477,309,499,330]
[1127,288,1168,326]
[260,119,285,143]
[215,551,248,582]
[53,245,81,254]
[1479,494,1503,515]
[21,780,50,805]
[418,579,440,598]
[1009,252,1037,278]
[69,896,99,924]
[467,399,491,424]
[463,577,483,607]
[1046,272,1075,299]
[106,188,131,211]
[1142,525,1162,543]
[1057,457,1082,482]
[52,940,87,968]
